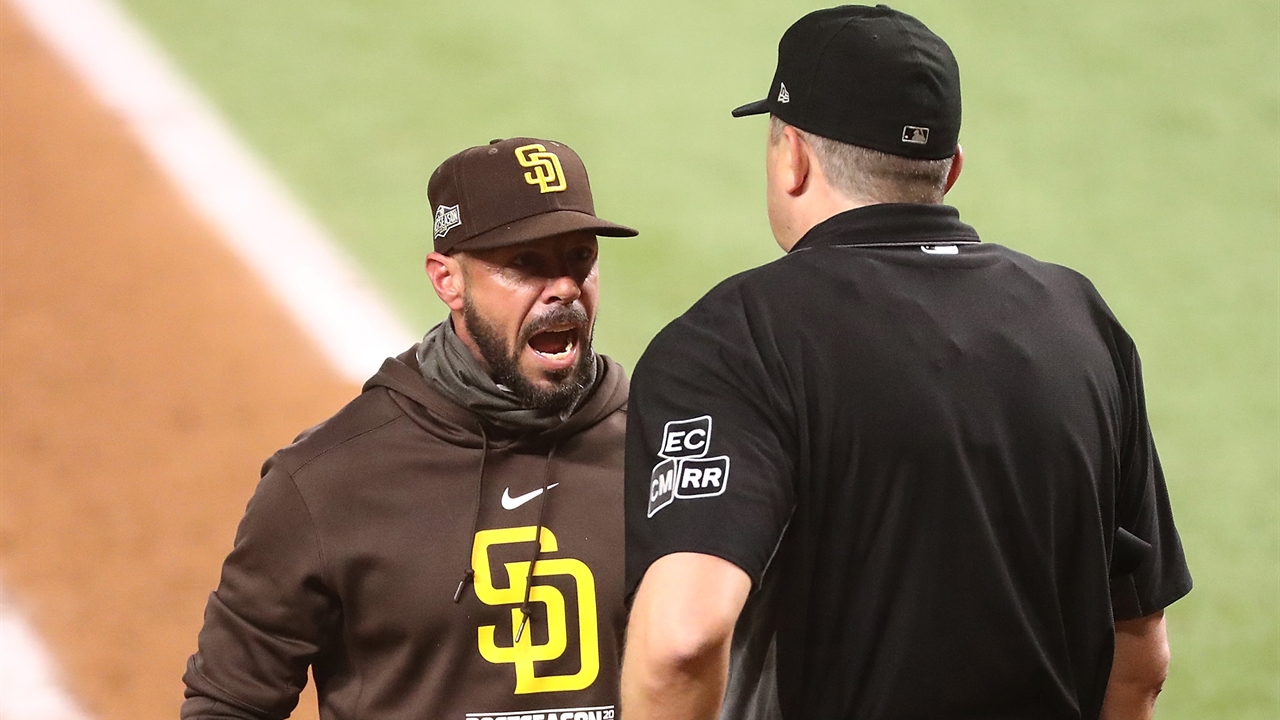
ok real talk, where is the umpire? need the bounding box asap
[621,5,1191,719]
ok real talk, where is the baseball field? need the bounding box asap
[0,0,1275,718]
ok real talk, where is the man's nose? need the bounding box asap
[544,271,582,305]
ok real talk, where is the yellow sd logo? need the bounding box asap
[472,526,598,694]
[515,143,568,194]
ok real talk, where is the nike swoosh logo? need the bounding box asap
[501,483,560,510]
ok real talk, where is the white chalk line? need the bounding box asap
[5,0,418,715]
[9,0,416,384]
[0,582,89,720]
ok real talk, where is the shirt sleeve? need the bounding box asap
[1109,340,1193,620]
[625,293,797,598]
[182,458,337,719]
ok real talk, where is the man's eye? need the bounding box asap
[510,254,536,268]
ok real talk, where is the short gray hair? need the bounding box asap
[770,116,953,204]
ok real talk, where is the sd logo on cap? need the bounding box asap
[426,137,637,255]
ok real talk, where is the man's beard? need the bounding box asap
[463,299,597,414]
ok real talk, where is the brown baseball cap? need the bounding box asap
[427,137,638,254]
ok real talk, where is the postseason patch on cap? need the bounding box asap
[433,204,461,239]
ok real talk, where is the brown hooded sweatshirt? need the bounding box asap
[182,346,628,720]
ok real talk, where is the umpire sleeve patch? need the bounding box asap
[648,458,679,517]
[647,416,731,518]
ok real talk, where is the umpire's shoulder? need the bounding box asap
[984,243,1138,352]
[680,257,786,324]
[635,261,777,378]
[994,243,1106,296]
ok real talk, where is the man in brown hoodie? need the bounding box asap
[182,137,637,719]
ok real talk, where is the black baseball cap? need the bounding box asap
[427,137,638,255]
[732,4,961,160]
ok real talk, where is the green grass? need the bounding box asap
[115,0,1279,716]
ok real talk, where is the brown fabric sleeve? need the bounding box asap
[181,459,337,719]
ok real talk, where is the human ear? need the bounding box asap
[944,144,964,194]
[425,251,466,311]
[781,126,811,196]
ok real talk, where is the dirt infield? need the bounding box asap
[1,3,360,717]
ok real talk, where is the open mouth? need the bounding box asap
[527,325,578,363]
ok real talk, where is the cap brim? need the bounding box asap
[731,99,771,117]
[447,209,638,253]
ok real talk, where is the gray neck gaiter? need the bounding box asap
[416,319,598,434]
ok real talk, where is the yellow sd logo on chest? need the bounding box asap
[472,526,598,693]
[515,143,567,194]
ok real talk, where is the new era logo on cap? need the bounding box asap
[433,204,461,238]
[902,126,930,145]
[778,82,790,104]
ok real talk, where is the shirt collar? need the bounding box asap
[789,203,981,252]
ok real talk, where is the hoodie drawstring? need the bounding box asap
[514,444,557,643]
[453,425,489,603]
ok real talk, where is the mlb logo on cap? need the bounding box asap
[902,126,930,145]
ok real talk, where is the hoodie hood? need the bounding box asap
[363,345,628,449]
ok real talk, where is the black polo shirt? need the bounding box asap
[625,204,1191,719]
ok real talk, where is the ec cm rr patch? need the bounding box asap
[647,415,731,517]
